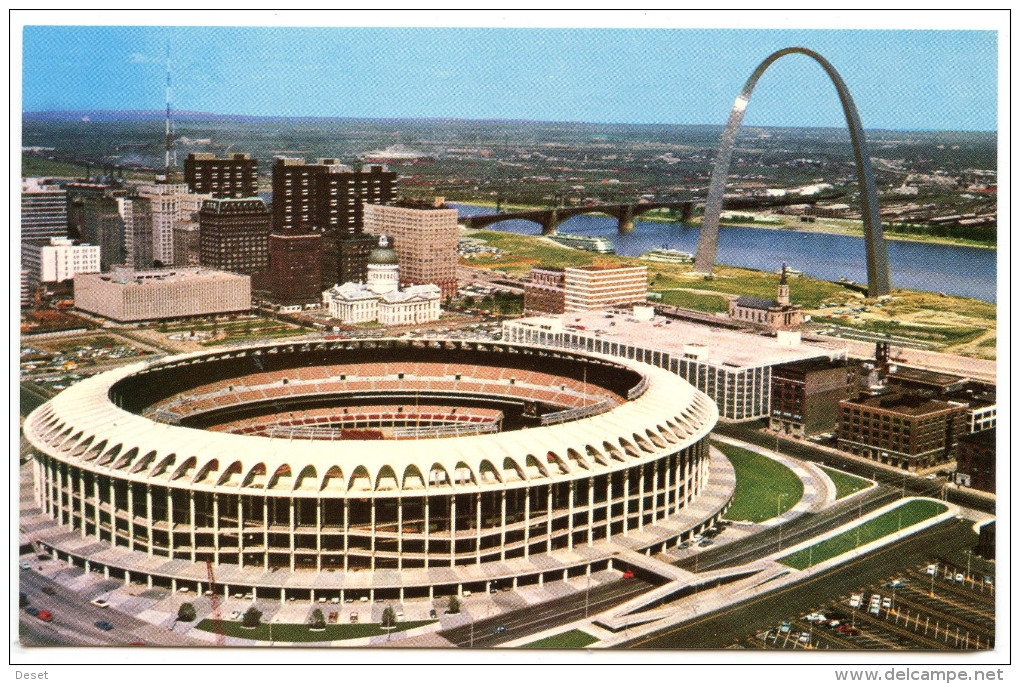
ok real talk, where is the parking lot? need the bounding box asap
[748,558,994,650]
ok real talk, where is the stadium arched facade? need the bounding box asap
[24,339,729,601]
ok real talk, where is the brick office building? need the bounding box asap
[270,157,395,289]
[524,267,567,314]
[184,153,259,199]
[954,429,995,493]
[268,233,323,307]
[837,393,967,471]
[770,357,853,438]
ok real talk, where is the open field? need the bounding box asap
[521,629,599,648]
[820,466,872,500]
[715,442,804,523]
[194,618,434,643]
[779,500,949,570]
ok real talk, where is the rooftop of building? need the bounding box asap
[943,381,996,408]
[532,265,566,273]
[775,356,849,374]
[887,366,965,389]
[390,197,451,211]
[567,264,643,272]
[510,309,842,369]
[85,266,248,286]
[842,391,961,416]
[200,196,269,213]
[733,295,781,310]
[187,152,252,160]
[959,428,996,449]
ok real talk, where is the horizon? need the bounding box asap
[21,109,998,136]
[21,26,998,132]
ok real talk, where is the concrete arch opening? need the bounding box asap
[692,47,892,297]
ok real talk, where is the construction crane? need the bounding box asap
[205,561,226,646]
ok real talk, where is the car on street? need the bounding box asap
[94,620,114,631]
[37,610,54,622]
[493,625,508,634]
[26,606,40,617]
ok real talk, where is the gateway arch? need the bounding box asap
[692,47,892,297]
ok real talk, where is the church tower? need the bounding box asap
[777,262,790,306]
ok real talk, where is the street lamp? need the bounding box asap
[777,493,790,551]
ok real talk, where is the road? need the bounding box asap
[624,518,977,649]
[712,422,994,514]
[18,567,201,648]
[438,577,659,648]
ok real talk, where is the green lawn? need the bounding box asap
[194,618,435,642]
[714,442,803,523]
[521,629,599,649]
[779,499,948,570]
[820,466,872,500]
[653,289,730,313]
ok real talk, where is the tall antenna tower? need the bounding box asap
[163,38,174,182]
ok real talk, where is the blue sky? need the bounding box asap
[22,26,997,131]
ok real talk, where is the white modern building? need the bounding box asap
[22,237,101,285]
[504,309,847,420]
[323,236,441,326]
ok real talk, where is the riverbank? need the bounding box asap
[455,201,996,250]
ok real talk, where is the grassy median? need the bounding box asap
[194,618,435,643]
[779,499,948,570]
[820,465,872,500]
[521,629,600,648]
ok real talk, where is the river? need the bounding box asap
[452,204,997,303]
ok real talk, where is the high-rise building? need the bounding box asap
[21,178,68,242]
[135,182,209,266]
[119,196,154,269]
[270,157,395,288]
[562,265,648,312]
[199,197,271,275]
[22,237,101,286]
[268,233,323,306]
[172,223,201,267]
[363,199,459,299]
[184,152,259,198]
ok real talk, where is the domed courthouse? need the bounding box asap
[24,337,729,601]
[322,235,442,326]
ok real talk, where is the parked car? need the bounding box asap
[429,609,438,619]
[698,539,714,547]
[26,606,40,617]
[926,564,937,575]
[349,613,359,624]
[849,594,863,608]
[37,610,53,622]
[955,573,965,582]
[19,561,31,570]
[40,586,55,595]
[799,633,810,643]
[230,610,241,620]
[94,620,114,631]
[395,610,404,620]
[91,598,110,608]
[779,621,791,633]
[621,570,634,579]
[881,598,892,609]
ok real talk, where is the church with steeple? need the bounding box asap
[728,263,804,331]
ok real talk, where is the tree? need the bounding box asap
[381,605,397,629]
[447,595,461,614]
[177,602,197,622]
[309,608,326,629]
[242,606,262,628]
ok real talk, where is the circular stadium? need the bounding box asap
[24,338,729,601]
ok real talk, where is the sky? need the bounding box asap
[21,25,998,131]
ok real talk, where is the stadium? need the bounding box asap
[23,338,731,602]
